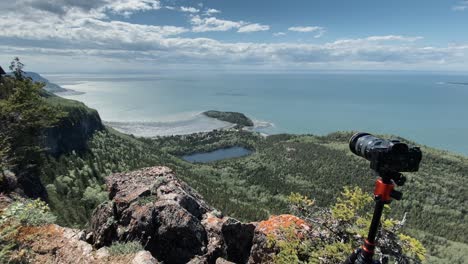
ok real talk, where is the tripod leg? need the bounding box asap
[367,200,385,245]
[343,248,376,264]
[343,249,358,264]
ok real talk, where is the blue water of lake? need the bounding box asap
[182,147,253,163]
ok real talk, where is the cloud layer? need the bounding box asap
[0,0,466,72]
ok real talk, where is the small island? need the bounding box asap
[203,110,254,127]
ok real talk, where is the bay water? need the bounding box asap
[47,72,468,155]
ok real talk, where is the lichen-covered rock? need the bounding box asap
[248,215,312,263]
[89,166,255,264]
[146,202,208,263]
[256,214,310,238]
[87,202,117,247]
[7,223,152,264]
[88,166,311,264]
[202,212,229,263]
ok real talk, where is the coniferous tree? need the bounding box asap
[0,58,64,192]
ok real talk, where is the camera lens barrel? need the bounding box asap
[349,132,371,156]
[349,132,388,160]
[348,132,422,173]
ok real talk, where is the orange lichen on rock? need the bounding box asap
[257,214,310,238]
[16,224,63,243]
[205,215,224,225]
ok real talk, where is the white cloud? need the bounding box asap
[331,35,423,47]
[453,6,467,11]
[365,35,423,42]
[288,26,322,32]
[0,13,188,49]
[0,0,107,15]
[180,6,199,13]
[0,0,161,17]
[453,1,468,11]
[273,32,286,37]
[288,26,326,38]
[238,23,270,33]
[190,16,245,32]
[107,0,161,16]
[190,16,269,33]
[205,8,221,15]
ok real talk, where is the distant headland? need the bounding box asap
[17,72,84,95]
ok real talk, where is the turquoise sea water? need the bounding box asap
[47,72,468,155]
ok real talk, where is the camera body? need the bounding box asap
[349,133,422,173]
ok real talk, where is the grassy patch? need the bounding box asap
[108,241,143,255]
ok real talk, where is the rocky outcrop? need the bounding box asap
[88,166,314,264]
[2,166,314,264]
[88,167,266,264]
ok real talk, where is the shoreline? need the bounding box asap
[104,113,274,138]
[104,118,468,158]
[54,89,85,96]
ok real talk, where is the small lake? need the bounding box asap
[182,146,253,163]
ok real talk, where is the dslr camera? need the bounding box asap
[349,132,422,173]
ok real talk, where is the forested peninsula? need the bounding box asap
[203,110,254,127]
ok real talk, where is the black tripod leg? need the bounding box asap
[367,200,385,244]
[343,249,359,264]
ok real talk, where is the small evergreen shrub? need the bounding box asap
[108,241,143,255]
[0,199,56,226]
[0,199,55,263]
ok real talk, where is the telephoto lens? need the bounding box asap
[349,132,422,172]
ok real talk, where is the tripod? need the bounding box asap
[343,170,406,264]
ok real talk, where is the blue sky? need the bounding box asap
[0,0,467,73]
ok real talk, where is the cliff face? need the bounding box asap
[87,166,311,264]
[13,96,104,199]
[43,102,104,156]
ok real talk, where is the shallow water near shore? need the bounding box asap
[46,72,468,155]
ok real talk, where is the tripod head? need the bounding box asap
[373,170,405,203]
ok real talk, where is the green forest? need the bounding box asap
[40,126,467,263]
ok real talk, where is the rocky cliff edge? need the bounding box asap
[85,166,312,264]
